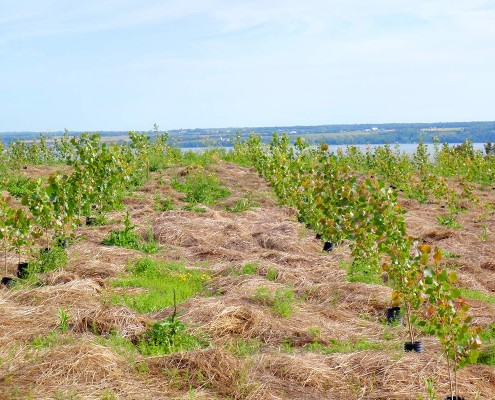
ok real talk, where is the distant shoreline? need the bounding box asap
[1,120,494,147]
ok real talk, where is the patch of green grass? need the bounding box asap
[30,331,75,349]
[226,338,262,357]
[182,204,207,213]
[94,331,138,360]
[110,257,210,313]
[253,286,295,318]
[443,250,461,259]
[171,170,230,205]
[341,260,381,284]
[437,214,462,229]
[102,213,158,254]
[224,195,258,213]
[305,338,392,354]
[460,288,495,305]
[473,324,495,366]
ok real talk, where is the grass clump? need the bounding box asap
[153,194,174,211]
[437,214,462,229]
[226,338,262,357]
[171,169,230,206]
[305,338,391,354]
[102,212,158,254]
[110,257,210,313]
[224,195,257,213]
[253,286,295,318]
[266,266,278,281]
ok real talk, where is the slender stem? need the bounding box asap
[405,301,414,343]
[446,352,453,398]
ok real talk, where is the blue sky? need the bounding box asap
[1,0,494,131]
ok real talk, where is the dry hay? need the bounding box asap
[0,340,176,400]
[72,305,150,339]
[147,348,247,399]
[0,299,53,345]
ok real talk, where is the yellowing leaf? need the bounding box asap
[433,248,443,263]
[420,244,431,254]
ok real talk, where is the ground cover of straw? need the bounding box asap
[1,161,495,399]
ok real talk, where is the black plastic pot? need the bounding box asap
[40,247,52,254]
[17,262,29,279]
[404,341,422,353]
[56,238,69,249]
[444,396,466,400]
[386,307,402,324]
[1,277,17,287]
[323,242,334,252]
[86,217,96,226]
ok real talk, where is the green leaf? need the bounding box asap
[448,271,458,284]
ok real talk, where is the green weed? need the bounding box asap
[102,212,158,254]
[25,246,68,277]
[138,314,207,356]
[437,214,462,229]
[2,175,34,198]
[266,266,278,281]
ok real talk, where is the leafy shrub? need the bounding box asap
[27,246,68,277]
[138,314,207,356]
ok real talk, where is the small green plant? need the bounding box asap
[437,214,462,229]
[342,260,381,284]
[138,314,207,356]
[154,195,174,212]
[266,266,278,281]
[56,307,71,333]
[102,211,157,254]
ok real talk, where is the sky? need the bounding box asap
[1,0,494,132]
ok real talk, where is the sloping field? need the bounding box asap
[1,161,494,400]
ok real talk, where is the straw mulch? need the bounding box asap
[1,162,494,399]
